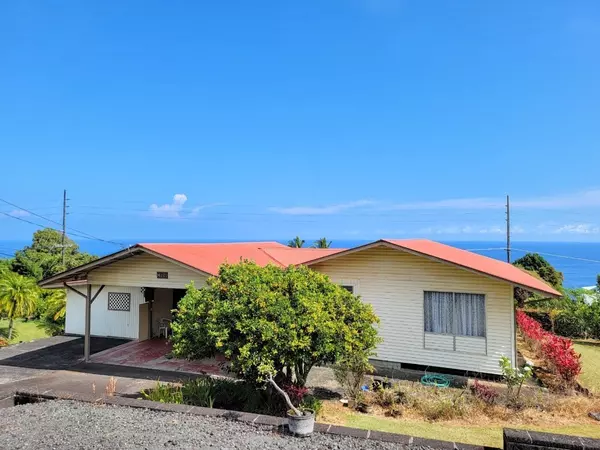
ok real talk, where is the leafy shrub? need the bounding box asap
[470,379,499,405]
[333,351,374,402]
[517,311,581,387]
[141,381,183,404]
[0,337,8,347]
[181,378,216,408]
[282,384,308,406]
[499,356,533,404]
[374,386,398,407]
[171,263,381,387]
[299,395,323,417]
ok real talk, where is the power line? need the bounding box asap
[510,248,600,265]
[0,199,125,248]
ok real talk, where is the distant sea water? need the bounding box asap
[1,239,599,289]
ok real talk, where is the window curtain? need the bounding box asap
[424,291,453,334]
[454,293,485,337]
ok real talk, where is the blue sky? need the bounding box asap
[1,1,600,245]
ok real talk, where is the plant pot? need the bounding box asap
[287,409,315,436]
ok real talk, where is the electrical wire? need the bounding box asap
[509,248,600,265]
[0,201,125,248]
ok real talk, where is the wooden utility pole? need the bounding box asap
[61,189,67,265]
[506,194,511,263]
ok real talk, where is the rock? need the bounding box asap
[588,411,600,421]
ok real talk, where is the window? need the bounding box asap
[424,291,485,337]
[108,292,131,311]
[341,285,354,294]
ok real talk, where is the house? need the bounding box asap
[38,239,560,375]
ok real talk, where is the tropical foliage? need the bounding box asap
[10,228,96,281]
[171,261,380,387]
[0,228,97,337]
[517,311,581,387]
[287,236,305,248]
[512,253,564,307]
[0,272,39,339]
[312,237,331,248]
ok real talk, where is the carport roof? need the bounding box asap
[38,242,346,287]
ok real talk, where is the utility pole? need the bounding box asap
[62,189,67,265]
[506,194,511,263]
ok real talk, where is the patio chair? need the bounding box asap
[158,318,171,339]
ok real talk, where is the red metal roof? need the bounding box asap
[140,239,560,297]
[304,239,561,297]
[138,242,345,276]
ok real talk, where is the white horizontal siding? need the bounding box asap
[65,285,145,339]
[311,245,515,375]
[455,336,487,355]
[424,334,453,351]
[88,253,208,288]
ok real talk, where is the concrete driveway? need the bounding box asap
[0,336,128,386]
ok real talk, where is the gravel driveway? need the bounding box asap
[0,400,437,449]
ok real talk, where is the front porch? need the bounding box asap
[90,339,229,376]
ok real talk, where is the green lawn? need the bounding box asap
[575,341,600,393]
[323,410,600,447]
[0,318,50,344]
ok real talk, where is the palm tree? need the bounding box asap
[312,238,332,248]
[45,289,67,322]
[0,272,39,340]
[287,236,305,248]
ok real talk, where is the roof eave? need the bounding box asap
[304,239,562,298]
[38,245,143,288]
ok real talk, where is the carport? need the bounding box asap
[38,245,210,362]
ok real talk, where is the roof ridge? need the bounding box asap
[258,247,285,267]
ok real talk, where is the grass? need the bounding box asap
[0,318,50,344]
[574,340,600,393]
[320,403,600,447]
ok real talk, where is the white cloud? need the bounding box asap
[418,225,506,235]
[383,189,600,211]
[8,209,30,218]
[269,189,600,217]
[149,195,225,219]
[188,203,227,217]
[554,223,600,234]
[149,194,188,218]
[269,200,375,215]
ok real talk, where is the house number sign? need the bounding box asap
[157,271,169,279]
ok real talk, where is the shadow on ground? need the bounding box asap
[0,336,128,370]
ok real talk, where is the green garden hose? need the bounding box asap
[420,373,451,388]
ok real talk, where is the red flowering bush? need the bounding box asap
[283,384,308,405]
[471,379,499,405]
[516,311,581,386]
[0,337,8,348]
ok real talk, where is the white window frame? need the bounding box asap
[423,291,487,353]
[334,279,359,295]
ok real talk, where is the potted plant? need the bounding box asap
[267,375,315,436]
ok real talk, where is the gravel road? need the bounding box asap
[0,400,438,449]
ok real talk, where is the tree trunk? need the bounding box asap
[7,317,14,341]
[267,375,301,416]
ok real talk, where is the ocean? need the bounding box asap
[1,239,599,289]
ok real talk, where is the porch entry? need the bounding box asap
[138,287,186,340]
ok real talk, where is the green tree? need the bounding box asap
[171,262,380,387]
[312,238,331,248]
[37,289,67,336]
[513,253,564,307]
[11,228,97,281]
[0,272,39,339]
[596,274,600,291]
[287,236,305,248]
[513,253,563,288]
